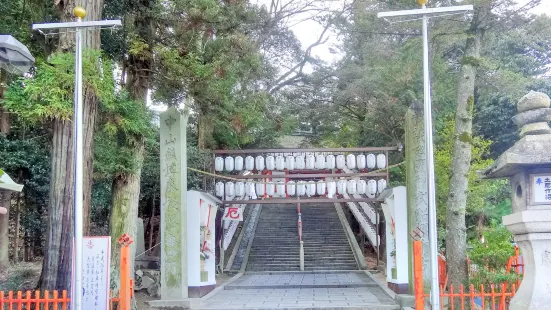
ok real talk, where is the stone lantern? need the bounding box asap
[482,91,551,310]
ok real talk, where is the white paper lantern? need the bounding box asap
[377,154,387,169]
[266,182,275,196]
[347,180,357,194]
[225,156,234,171]
[327,181,336,198]
[366,154,376,169]
[346,154,356,170]
[306,154,315,169]
[295,156,305,169]
[234,156,244,171]
[255,156,265,171]
[255,182,265,196]
[225,182,235,198]
[357,180,367,195]
[245,156,255,171]
[306,182,316,196]
[276,181,286,196]
[215,182,224,197]
[357,154,366,170]
[378,179,387,193]
[235,182,245,197]
[245,182,256,198]
[297,181,306,196]
[315,155,325,170]
[317,180,326,196]
[286,181,296,196]
[286,156,295,170]
[326,155,336,169]
[336,155,346,169]
[337,180,347,195]
[215,157,224,172]
[266,155,275,170]
[276,155,285,170]
[367,180,377,197]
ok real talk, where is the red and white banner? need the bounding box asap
[223,206,243,221]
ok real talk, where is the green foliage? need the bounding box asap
[468,224,519,288]
[3,51,146,128]
[434,116,509,244]
[0,126,51,256]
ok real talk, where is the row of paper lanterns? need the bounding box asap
[215,179,387,199]
[214,154,386,172]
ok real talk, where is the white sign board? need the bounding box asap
[223,206,243,221]
[531,174,551,204]
[82,236,111,310]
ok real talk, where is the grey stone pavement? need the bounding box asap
[196,272,399,310]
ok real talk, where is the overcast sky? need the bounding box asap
[262,0,551,64]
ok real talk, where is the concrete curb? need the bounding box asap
[199,272,245,301]
[239,204,263,273]
[362,270,397,300]
[334,203,369,270]
[244,270,367,275]
[224,283,379,290]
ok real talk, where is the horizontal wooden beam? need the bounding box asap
[224,172,387,179]
[221,197,381,205]
[214,146,399,154]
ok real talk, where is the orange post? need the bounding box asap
[16,291,21,310]
[53,290,58,310]
[118,233,134,310]
[44,290,49,310]
[413,240,424,310]
[62,290,67,310]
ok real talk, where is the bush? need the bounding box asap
[468,225,520,288]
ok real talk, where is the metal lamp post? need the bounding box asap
[378,2,473,309]
[32,8,121,310]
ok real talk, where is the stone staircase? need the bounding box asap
[246,206,300,271]
[246,204,358,272]
[302,204,359,271]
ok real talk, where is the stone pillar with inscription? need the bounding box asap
[483,91,551,310]
[158,106,189,302]
[405,100,430,293]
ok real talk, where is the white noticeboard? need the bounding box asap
[81,236,111,310]
[531,174,551,204]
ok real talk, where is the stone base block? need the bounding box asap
[504,210,551,310]
[389,282,409,294]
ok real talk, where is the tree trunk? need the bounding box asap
[198,109,214,150]
[148,193,155,253]
[83,85,99,236]
[13,193,22,264]
[109,141,145,295]
[0,191,11,271]
[38,120,75,290]
[79,0,104,236]
[0,70,11,271]
[445,21,484,288]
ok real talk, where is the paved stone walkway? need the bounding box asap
[197,272,399,310]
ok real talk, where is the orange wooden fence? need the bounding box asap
[437,283,517,310]
[413,240,521,310]
[0,290,119,310]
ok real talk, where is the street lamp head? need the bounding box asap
[416,0,428,6]
[74,6,86,19]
